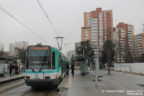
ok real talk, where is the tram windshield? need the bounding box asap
[27,47,51,70]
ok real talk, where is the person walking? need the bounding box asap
[15,64,19,74]
[71,63,74,76]
[13,60,19,74]
[66,63,69,75]
[9,63,13,76]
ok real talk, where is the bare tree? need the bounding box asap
[15,47,26,64]
[100,40,115,75]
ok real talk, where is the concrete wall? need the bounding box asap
[114,63,144,74]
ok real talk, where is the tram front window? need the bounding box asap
[28,50,52,69]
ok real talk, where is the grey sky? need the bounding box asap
[0,0,144,54]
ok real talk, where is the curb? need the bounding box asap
[113,70,144,76]
[0,76,24,85]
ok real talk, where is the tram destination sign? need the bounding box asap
[29,46,50,50]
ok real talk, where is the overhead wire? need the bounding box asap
[36,0,60,36]
[0,6,47,42]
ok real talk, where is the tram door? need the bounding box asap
[52,52,55,70]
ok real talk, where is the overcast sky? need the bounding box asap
[0,0,144,54]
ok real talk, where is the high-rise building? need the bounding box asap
[134,33,144,57]
[9,41,29,56]
[81,8,113,58]
[114,22,134,62]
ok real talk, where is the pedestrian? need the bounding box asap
[13,60,18,74]
[71,63,74,76]
[15,64,19,74]
[66,63,69,75]
[9,63,13,76]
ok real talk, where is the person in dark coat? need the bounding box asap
[71,63,74,76]
[9,63,13,76]
[13,60,19,74]
[15,64,19,74]
[66,63,69,75]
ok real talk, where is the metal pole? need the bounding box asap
[82,49,86,75]
[93,46,98,87]
[96,44,99,87]
[94,55,97,85]
[94,39,99,87]
[94,46,99,87]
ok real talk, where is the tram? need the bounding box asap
[25,44,69,87]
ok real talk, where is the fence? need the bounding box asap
[114,63,144,74]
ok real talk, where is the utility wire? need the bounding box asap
[36,0,59,36]
[0,6,46,42]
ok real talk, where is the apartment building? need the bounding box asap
[134,33,144,57]
[81,8,113,58]
[114,22,134,62]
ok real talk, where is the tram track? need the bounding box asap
[0,79,25,94]
[21,87,58,96]
[0,79,60,96]
[0,75,70,96]
[22,89,32,96]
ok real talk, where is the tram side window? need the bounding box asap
[52,52,55,69]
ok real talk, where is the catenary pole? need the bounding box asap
[93,37,99,87]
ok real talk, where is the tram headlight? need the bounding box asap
[56,75,58,79]
[25,76,30,79]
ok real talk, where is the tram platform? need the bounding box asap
[65,70,143,96]
[65,70,99,96]
[0,73,24,85]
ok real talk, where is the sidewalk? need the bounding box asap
[66,70,97,96]
[66,70,144,96]
[0,73,24,85]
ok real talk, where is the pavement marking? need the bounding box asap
[64,76,72,88]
